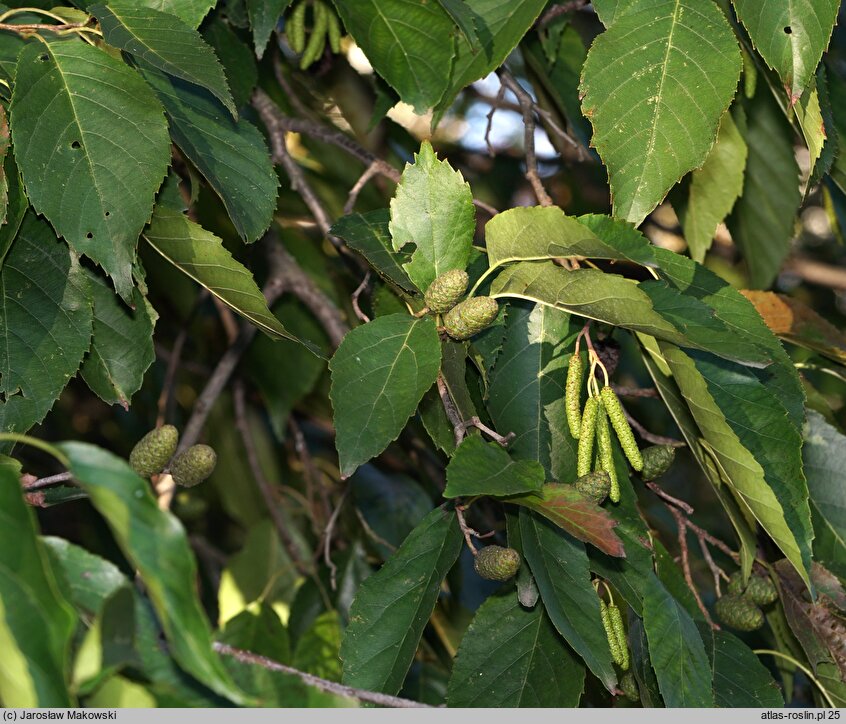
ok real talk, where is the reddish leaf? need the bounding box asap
[511,484,625,558]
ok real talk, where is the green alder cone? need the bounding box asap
[473,545,521,581]
[424,269,469,313]
[726,572,778,606]
[170,444,217,488]
[129,425,178,477]
[620,671,639,702]
[640,444,676,480]
[574,470,611,504]
[727,570,746,596]
[443,296,499,340]
[715,594,764,631]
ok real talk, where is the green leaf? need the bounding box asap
[436,0,479,48]
[491,262,693,348]
[340,506,462,694]
[660,343,812,587]
[727,85,802,288]
[0,148,29,271]
[79,270,157,408]
[487,302,579,481]
[447,592,585,707]
[389,142,475,293]
[57,442,250,705]
[579,0,742,225]
[512,484,625,558]
[437,0,547,113]
[10,42,170,300]
[333,0,455,113]
[0,214,93,443]
[0,467,77,707]
[220,604,291,664]
[519,509,617,691]
[135,0,216,27]
[92,2,235,116]
[642,573,713,707]
[41,537,127,617]
[698,624,784,707]
[139,62,278,242]
[203,17,258,108]
[444,435,545,499]
[796,83,826,176]
[732,0,839,102]
[628,613,663,707]
[803,411,846,580]
[673,110,747,262]
[331,210,415,292]
[293,610,344,682]
[86,676,156,708]
[247,0,292,58]
[329,314,441,478]
[143,206,306,345]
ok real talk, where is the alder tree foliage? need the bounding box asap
[3,0,846,710]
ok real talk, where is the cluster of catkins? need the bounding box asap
[285,0,342,69]
[715,571,779,631]
[424,270,499,340]
[129,425,217,488]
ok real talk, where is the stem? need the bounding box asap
[754,650,836,708]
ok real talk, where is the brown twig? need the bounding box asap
[288,417,324,535]
[351,271,371,323]
[624,410,686,447]
[497,69,553,206]
[322,489,348,591]
[484,84,507,157]
[464,416,515,447]
[784,256,846,291]
[156,327,188,427]
[22,472,73,490]
[437,374,466,447]
[646,481,694,515]
[233,381,312,576]
[213,642,432,708]
[612,385,659,398]
[668,506,718,628]
[344,161,383,215]
[455,506,479,555]
[536,0,590,27]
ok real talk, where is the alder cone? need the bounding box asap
[715,594,764,631]
[474,545,521,581]
[640,444,676,480]
[727,571,778,606]
[171,444,217,488]
[620,672,639,702]
[424,269,469,313]
[443,296,499,340]
[129,425,178,477]
[574,470,611,504]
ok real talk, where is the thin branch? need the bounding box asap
[213,642,432,708]
[22,471,73,490]
[455,506,479,555]
[234,380,313,576]
[288,417,324,536]
[322,489,348,591]
[537,0,590,27]
[437,373,466,447]
[612,385,659,398]
[351,271,371,323]
[484,84,507,156]
[464,416,515,447]
[497,69,553,206]
[646,481,694,515]
[668,506,718,629]
[344,161,382,215]
[625,410,686,447]
[784,256,846,291]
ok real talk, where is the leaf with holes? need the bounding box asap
[10,42,170,301]
[92,2,235,116]
[0,214,92,446]
[390,142,475,292]
[579,0,742,225]
[329,314,442,478]
[732,0,839,103]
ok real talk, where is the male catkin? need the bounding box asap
[608,603,629,670]
[288,0,307,53]
[565,353,583,439]
[327,7,342,53]
[600,386,643,471]
[577,396,599,476]
[600,599,624,667]
[595,403,619,502]
[300,1,328,69]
